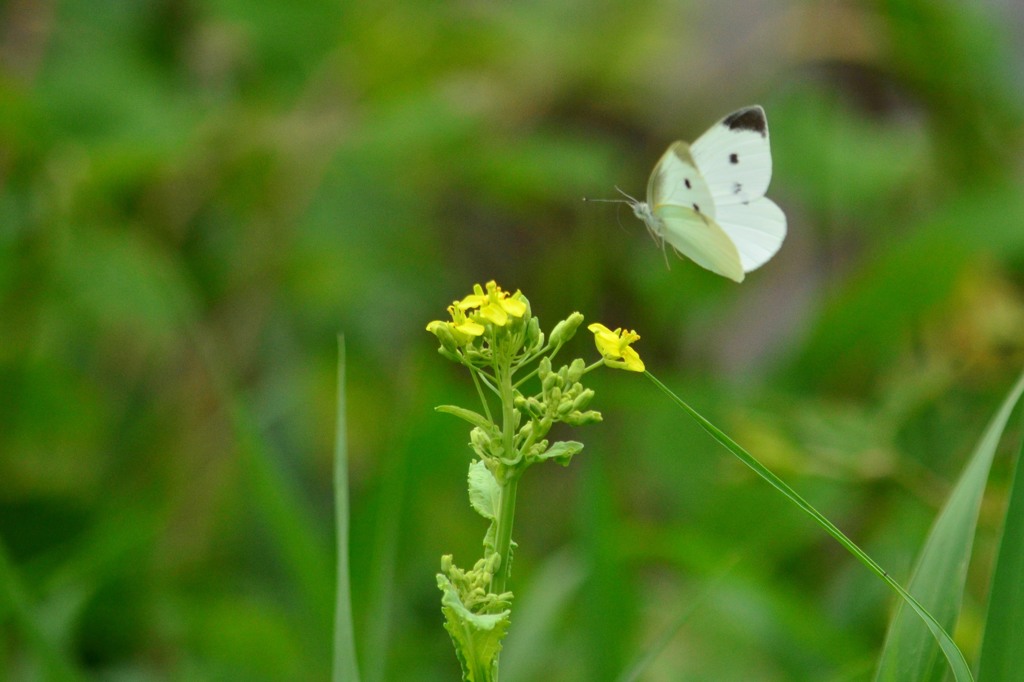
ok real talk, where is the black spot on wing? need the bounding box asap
[729,153,739,164]
[684,178,691,189]
[733,182,742,194]
[723,106,767,137]
[692,202,700,213]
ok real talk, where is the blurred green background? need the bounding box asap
[3,0,1024,679]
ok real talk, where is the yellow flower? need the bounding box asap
[457,281,526,327]
[427,281,528,350]
[588,323,645,372]
[427,303,486,347]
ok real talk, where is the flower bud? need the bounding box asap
[566,358,586,384]
[470,427,492,458]
[526,397,545,419]
[572,388,594,412]
[525,316,543,351]
[549,312,584,347]
[543,370,559,393]
[564,410,602,426]
[427,322,461,356]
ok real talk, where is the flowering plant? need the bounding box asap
[425,281,642,681]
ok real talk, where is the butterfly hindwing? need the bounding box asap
[714,197,786,272]
[690,105,773,206]
[652,204,744,282]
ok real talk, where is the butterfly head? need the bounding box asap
[603,187,649,224]
[584,187,661,236]
[628,199,653,223]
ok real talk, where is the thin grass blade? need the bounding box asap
[644,371,974,682]
[874,370,1024,681]
[976,402,1024,680]
[333,336,361,682]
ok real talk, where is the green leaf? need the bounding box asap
[437,405,492,430]
[438,573,511,682]
[644,371,975,682]
[468,460,500,521]
[875,370,1024,681]
[333,337,361,682]
[977,389,1024,681]
[533,440,583,466]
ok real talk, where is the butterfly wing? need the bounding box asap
[690,106,773,204]
[713,197,786,272]
[644,141,743,281]
[647,142,717,219]
[653,204,744,282]
[689,105,786,272]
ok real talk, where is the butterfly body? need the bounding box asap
[625,106,786,282]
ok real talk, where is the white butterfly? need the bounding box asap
[623,105,786,282]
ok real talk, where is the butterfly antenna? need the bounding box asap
[613,186,640,204]
[582,186,640,205]
[584,186,641,234]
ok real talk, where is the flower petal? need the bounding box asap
[478,302,509,326]
[589,323,644,372]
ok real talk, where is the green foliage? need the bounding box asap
[438,573,511,682]
[3,0,1024,678]
[468,460,501,524]
[978,428,1024,681]
[332,339,360,682]
[875,373,1024,680]
[647,372,981,681]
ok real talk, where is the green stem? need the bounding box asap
[511,340,564,388]
[468,367,494,424]
[492,355,520,597]
[492,474,520,596]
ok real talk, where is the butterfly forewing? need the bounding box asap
[647,142,716,219]
[690,106,772,206]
